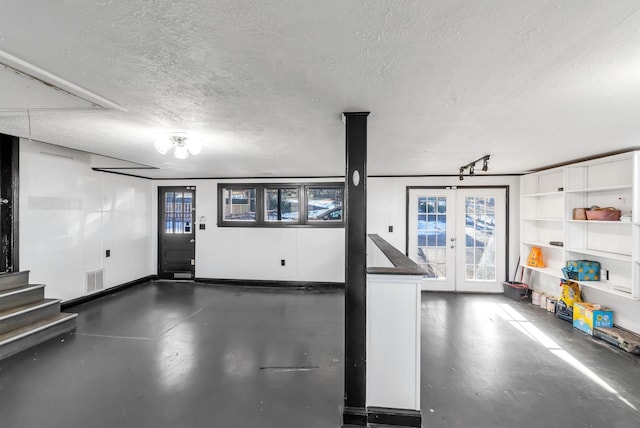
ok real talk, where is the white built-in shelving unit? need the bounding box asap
[520,151,640,299]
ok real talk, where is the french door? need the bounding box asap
[407,187,506,292]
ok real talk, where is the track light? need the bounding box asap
[458,155,490,181]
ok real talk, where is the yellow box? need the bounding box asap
[573,302,613,335]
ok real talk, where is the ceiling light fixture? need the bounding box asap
[154,135,201,159]
[459,155,490,181]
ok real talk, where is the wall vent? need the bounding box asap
[86,269,104,294]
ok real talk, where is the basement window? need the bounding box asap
[221,187,257,223]
[265,187,299,222]
[218,183,344,227]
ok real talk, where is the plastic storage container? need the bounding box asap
[502,281,529,302]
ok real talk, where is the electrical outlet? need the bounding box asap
[388,225,393,233]
[281,259,286,266]
[105,249,111,257]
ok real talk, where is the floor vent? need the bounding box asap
[86,269,104,294]
[173,272,192,279]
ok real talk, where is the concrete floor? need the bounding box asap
[0,282,639,428]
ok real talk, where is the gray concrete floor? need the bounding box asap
[0,282,639,427]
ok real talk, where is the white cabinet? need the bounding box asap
[520,151,640,299]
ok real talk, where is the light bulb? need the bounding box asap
[174,145,189,159]
[154,138,172,155]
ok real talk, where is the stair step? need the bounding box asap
[0,271,30,292]
[0,313,77,360]
[0,285,45,312]
[0,298,61,335]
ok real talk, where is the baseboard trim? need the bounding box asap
[367,407,422,427]
[61,275,157,309]
[342,406,367,426]
[194,277,345,290]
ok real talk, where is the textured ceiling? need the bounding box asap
[1,1,640,178]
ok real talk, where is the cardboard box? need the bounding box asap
[573,302,613,335]
[594,327,640,354]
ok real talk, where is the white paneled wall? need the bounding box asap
[19,140,153,301]
[151,180,345,283]
[18,142,520,299]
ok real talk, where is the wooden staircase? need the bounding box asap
[0,271,77,360]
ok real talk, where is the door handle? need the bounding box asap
[450,237,456,241]
[450,245,455,249]
[190,239,195,243]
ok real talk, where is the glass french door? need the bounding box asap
[408,187,506,292]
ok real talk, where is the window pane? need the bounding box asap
[183,192,193,233]
[418,195,447,279]
[223,188,257,221]
[265,188,299,222]
[464,196,497,282]
[307,187,343,221]
[165,192,175,233]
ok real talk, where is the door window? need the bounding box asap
[164,191,193,233]
[416,196,447,279]
[464,196,496,281]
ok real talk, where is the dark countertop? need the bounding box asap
[367,234,426,276]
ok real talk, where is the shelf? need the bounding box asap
[524,266,638,299]
[523,265,565,280]
[564,185,632,193]
[576,280,638,300]
[522,241,564,250]
[566,220,631,225]
[565,248,632,262]
[521,151,639,302]
[522,191,564,197]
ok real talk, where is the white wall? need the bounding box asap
[151,179,346,283]
[17,148,521,295]
[19,140,153,301]
[151,176,521,284]
[367,176,522,280]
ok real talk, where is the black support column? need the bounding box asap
[0,134,19,273]
[342,112,369,427]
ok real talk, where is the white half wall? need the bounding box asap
[19,140,153,301]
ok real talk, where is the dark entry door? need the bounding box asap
[158,186,196,279]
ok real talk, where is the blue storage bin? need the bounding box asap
[563,260,600,281]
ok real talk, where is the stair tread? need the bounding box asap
[0,298,59,320]
[0,312,77,346]
[0,284,45,298]
[0,271,30,290]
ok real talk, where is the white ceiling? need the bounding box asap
[1,1,640,179]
